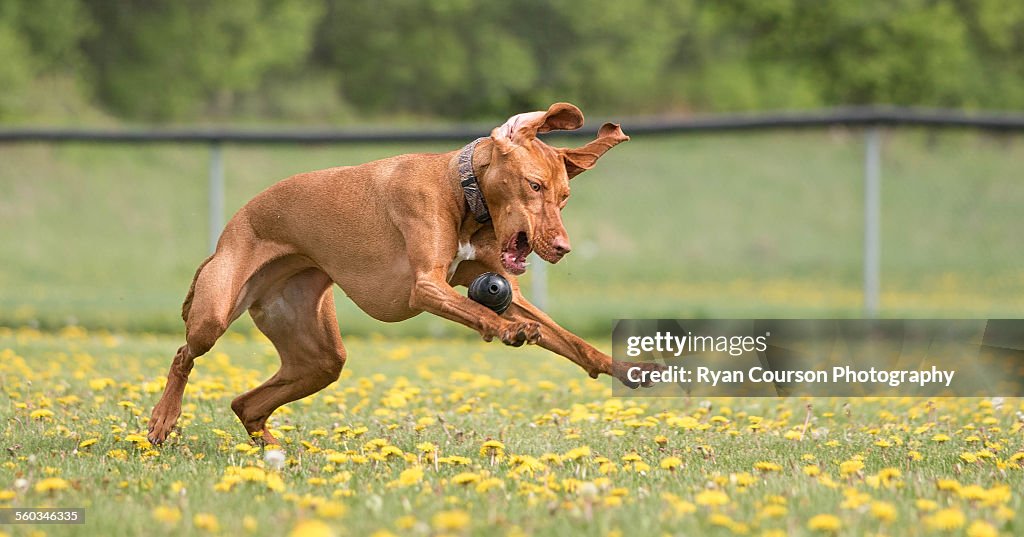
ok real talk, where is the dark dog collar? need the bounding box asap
[458,138,491,223]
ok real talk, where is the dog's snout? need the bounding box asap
[552,237,571,256]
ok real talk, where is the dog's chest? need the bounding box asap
[447,242,476,280]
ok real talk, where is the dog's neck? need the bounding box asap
[454,137,493,229]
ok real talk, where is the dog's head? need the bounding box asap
[480,102,629,275]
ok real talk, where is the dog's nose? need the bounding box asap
[552,237,571,256]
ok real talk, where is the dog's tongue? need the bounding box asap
[502,251,527,274]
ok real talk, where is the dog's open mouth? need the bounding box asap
[501,231,531,275]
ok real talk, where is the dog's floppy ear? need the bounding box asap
[491,102,584,152]
[562,123,629,179]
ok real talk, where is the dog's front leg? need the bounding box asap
[504,294,663,388]
[410,268,541,347]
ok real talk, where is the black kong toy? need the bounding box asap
[468,272,513,314]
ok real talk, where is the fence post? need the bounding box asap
[530,253,548,311]
[863,128,881,317]
[208,142,225,254]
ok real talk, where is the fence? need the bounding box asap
[3,106,1023,315]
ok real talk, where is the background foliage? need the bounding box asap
[2,0,1024,124]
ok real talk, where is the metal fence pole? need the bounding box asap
[863,128,881,317]
[530,253,548,310]
[208,142,225,254]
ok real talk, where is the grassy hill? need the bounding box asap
[1,128,1022,336]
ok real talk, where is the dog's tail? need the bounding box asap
[181,255,214,323]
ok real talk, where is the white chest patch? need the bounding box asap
[447,242,476,280]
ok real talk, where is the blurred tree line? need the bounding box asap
[1,0,1022,123]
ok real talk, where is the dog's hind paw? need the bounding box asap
[147,406,180,445]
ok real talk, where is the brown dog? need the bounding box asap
[147,102,657,445]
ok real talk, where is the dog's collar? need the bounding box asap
[458,137,491,224]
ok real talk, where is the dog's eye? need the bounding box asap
[528,181,541,192]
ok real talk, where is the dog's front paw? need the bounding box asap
[499,321,541,347]
[612,360,669,389]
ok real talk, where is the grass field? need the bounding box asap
[2,129,1023,335]
[1,327,1021,536]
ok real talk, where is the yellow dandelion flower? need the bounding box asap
[479,440,505,457]
[932,433,951,442]
[960,452,979,464]
[966,520,998,537]
[397,467,423,486]
[509,455,546,476]
[654,435,668,445]
[839,460,864,476]
[0,490,16,501]
[288,519,335,537]
[78,438,98,449]
[732,472,757,487]
[317,501,346,519]
[985,484,1011,505]
[807,514,841,532]
[659,456,683,470]
[754,461,782,472]
[563,446,591,461]
[924,508,965,530]
[380,446,403,458]
[694,489,730,507]
[870,501,897,522]
[629,461,651,473]
[34,478,70,493]
[621,453,642,463]
[915,499,938,511]
[907,450,923,461]
[432,510,470,531]
[86,377,116,392]
[475,477,503,493]
[936,479,961,492]
[451,472,481,485]
[759,504,788,519]
[193,513,220,532]
[708,513,735,528]
[29,409,54,420]
[395,516,417,530]
[959,484,988,501]
[266,473,286,492]
[803,465,821,477]
[152,506,181,524]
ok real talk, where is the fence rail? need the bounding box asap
[4,107,1023,315]
[3,106,1024,144]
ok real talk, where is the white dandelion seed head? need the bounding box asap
[264,449,286,470]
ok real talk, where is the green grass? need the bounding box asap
[1,329,1021,536]
[2,129,1023,335]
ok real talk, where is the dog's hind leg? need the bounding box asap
[231,267,345,445]
[147,245,270,444]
